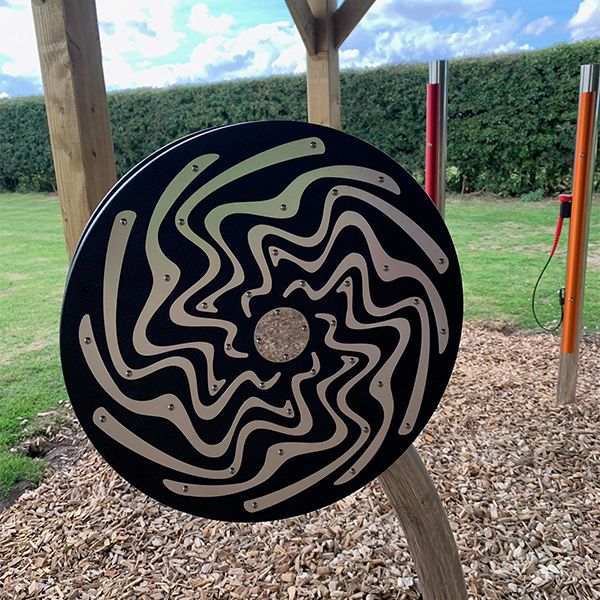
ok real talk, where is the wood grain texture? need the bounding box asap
[285,0,318,55]
[333,0,376,49]
[306,0,341,128]
[32,0,116,260]
[379,446,468,599]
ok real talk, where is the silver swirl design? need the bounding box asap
[61,122,461,521]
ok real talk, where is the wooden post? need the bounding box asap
[31,0,116,260]
[557,64,600,405]
[288,1,467,597]
[307,0,340,128]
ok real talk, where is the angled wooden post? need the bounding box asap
[288,1,467,597]
[31,0,116,260]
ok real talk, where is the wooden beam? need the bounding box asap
[333,0,376,49]
[31,0,116,260]
[379,447,468,599]
[285,0,318,56]
[306,0,340,128]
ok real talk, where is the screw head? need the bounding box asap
[331,189,339,196]
[168,403,175,411]
[245,291,252,297]
[272,248,279,256]
[201,301,208,309]
[229,466,235,474]
[283,353,289,360]
[182,485,189,492]
[211,384,218,391]
[256,337,262,343]
[225,343,232,351]
[177,218,185,226]
[350,467,356,475]
[299,280,306,287]
[191,164,199,172]
[277,448,284,455]
[413,298,420,305]
[440,328,447,335]
[330,319,336,326]
[99,414,106,423]
[377,381,383,388]
[280,204,287,211]
[349,357,356,364]
[301,325,308,332]
[83,337,92,345]
[310,141,317,149]
[383,265,389,272]
[377,176,385,183]
[120,217,128,225]
[259,381,265,389]
[438,257,446,265]
[363,425,369,433]
[125,369,132,377]
[344,280,351,287]
[405,422,411,429]
[310,368,316,375]
[163,274,171,282]
[286,407,293,415]
[274,308,280,315]
[252,501,258,508]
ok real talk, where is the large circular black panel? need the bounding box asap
[60,121,463,521]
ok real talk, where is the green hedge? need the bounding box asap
[1,40,599,196]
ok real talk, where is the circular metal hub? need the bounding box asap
[254,307,309,363]
[60,121,463,522]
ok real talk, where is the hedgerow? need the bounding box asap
[0,40,598,196]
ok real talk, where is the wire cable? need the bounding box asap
[531,252,564,332]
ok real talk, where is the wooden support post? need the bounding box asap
[288,2,467,597]
[333,0,376,49]
[557,64,600,405]
[306,0,340,128]
[31,0,116,260]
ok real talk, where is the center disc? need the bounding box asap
[254,307,310,363]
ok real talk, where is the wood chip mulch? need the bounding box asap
[1,325,599,600]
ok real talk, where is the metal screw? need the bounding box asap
[177,218,185,226]
[211,384,218,391]
[163,274,171,282]
[259,381,265,388]
[383,265,389,272]
[300,280,306,287]
[363,425,369,433]
[191,164,199,172]
[440,328,447,335]
[310,368,317,375]
[378,176,385,183]
[168,404,175,411]
[310,141,317,149]
[256,337,262,343]
[277,448,284,455]
[280,203,287,211]
[274,308,280,315]
[120,217,128,225]
[413,298,420,305]
[201,302,208,309]
[569,297,575,303]
[252,502,258,509]
[99,414,106,423]
[438,257,445,265]
[182,485,189,492]
[272,248,279,256]
[405,422,411,429]
[225,343,232,351]
[377,381,383,388]
[229,466,235,474]
[344,280,351,287]
[286,408,293,415]
[283,353,289,360]
[245,291,252,297]
[83,337,92,345]
[331,189,339,196]
[301,325,308,332]
[350,467,356,475]
[125,370,132,377]
[330,319,336,326]
[349,357,356,364]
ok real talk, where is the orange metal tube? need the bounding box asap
[561,90,597,353]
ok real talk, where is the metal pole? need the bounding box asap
[425,60,448,217]
[557,64,600,405]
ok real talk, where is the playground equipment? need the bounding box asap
[557,64,600,405]
[33,0,467,597]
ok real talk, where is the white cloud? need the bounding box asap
[189,3,234,36]
[522,16,555,36]
[0,91,10,98]
[96,1,184,61]
[0,0,40,80]
[569,0,600,40]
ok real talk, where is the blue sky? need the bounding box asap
[0,0,599,98]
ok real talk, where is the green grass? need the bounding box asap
[0,193,68,497]
[0,192,598,498]
[445,194,600,332]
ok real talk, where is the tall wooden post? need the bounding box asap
[31,0,116,260]
[557,64,600,405]
[287,2,467,597]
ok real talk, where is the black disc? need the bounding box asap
[60,121,463,521]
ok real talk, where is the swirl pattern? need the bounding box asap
[61,121,463,521]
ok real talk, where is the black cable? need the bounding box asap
[531,253,564,332]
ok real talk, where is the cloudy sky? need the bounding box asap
[0,0,599,98]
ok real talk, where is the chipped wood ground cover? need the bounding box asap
[1,325,598,600]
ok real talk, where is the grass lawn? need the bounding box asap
[0,191,599,498]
